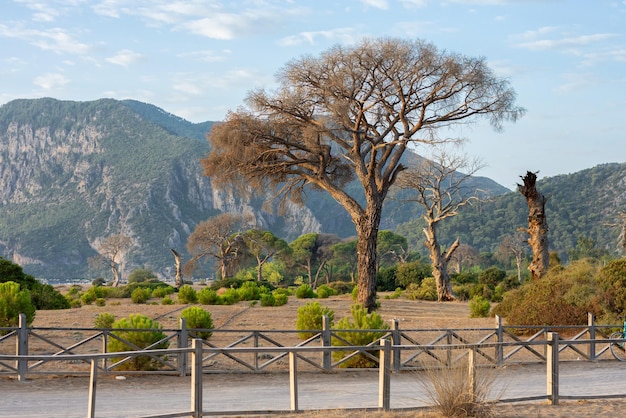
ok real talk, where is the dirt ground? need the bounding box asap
[22,287,626,417]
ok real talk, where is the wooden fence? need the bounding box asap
[0,313,618,380]
[1,334,626,417]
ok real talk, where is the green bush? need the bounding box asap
[30,283,70,310]
[237,281,261,301]
[198,288,220,305]
[260,293,275,306]
[95,298,106,307]
[0,281,36,331]
[296,301,334,340]
[218,288,239,305]
[107,314,169,371]
[94,312,115,329]
[181,306,213,340]
[332,304,389,368]
[152,286,174,298]
[316,284,336,299]
[295,284,316,299]
[127,268,157,284]
[177,285,197,304]
[469,296,491,318]
[131,288,151,304]
[272,292,289,306]
[405,278,437,301]
[209,277,245,290]
[162,296,174,305]
[326,281,354,295]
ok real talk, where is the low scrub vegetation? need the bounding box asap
[296,301,335,340]
[0,281,36,331]
[180,306,213,340]
[107,314,169,371]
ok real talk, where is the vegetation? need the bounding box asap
[332,304,390,368]
[202,38,523,312]
[0,281,36,331]
[107,314,169,371]
[0,258,68,310]
[180,306,213,340]
[177,285,198,304]
[296,302,335,340]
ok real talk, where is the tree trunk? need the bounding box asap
[170,249,183,288]
[355,209,382,312]
[111,264,120,288]
[423,220,457,302]
[518,171,549,281]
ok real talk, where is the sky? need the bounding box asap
[1,0,625,189]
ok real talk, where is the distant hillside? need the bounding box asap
[397,163,626,261]
[2,97,605,280]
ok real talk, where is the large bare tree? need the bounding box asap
[496,232,527,283]
[203,38,524,311]
[518,171,549,281]
[396,150,484,301]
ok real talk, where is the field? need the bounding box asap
[26,287,626,417]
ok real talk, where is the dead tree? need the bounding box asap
[170,249,183,288]
[517,171,549,281]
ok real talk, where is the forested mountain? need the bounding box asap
[0,98,621,279]
[397,163,626,261]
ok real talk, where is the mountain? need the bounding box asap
[397,163,626,261]
[2,97,603,280]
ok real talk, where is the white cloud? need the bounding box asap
[0,24,91,55]
[33,73,70,90]
[14,0,86,22]
[278,28,358,47]
[360,0,389,10]
[555,72,596,93]
[401,0,428,7]
[516,33,617,51]
[105,49,142,66]
[177,50,229,63]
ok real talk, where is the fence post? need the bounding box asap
[378,339,391,411]
[289,351,298,411]
[391,319,401,372]
[322,315,331,370]
[179,318,188,377]
[190,339,203,418]
[587,313,596,361]
[467,348,477,404]
[87,358,98,418]
[254,331,259,371]
[495,315,503,366]
[17,313,28,382]
[446,330,452,367]
[546,332,559,405]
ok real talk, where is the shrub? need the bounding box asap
[95,298,106,307]
[131,288,151,304]
[237,281,261,301]
[296,302,335,340]
[181,307,213,340]
[198,288,220,305]
[419,357,497,417]
[332,304,389,368]
[94,312,115,329]
[152,286,174,299]
[295,284,316,299]
[396,260,431,288]
[162,297,174,305]
[0,281,36,331]
[260,293,275,306]
[209,277,245,290]
[469,296,491,318]
[272,292,289,306]
[30,283,70,310]
[315,284,336,299]
[376,266,397,291]
[107,314,169,371]
[405,278,437,301]
[326,281,354,295]
[127,268,157,284]
[92,278,106,286]
[218,288,239,305]
[177,285,197,304]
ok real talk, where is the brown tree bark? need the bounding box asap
[518,171,549,281]
[423,219,458,301]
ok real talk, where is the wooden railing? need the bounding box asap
[1,334,626,417]
[0,313,618,380]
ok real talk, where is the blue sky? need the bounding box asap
[1,0,625,189]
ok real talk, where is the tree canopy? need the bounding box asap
[203,37,524,310]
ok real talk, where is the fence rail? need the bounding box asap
[1,334,626,417]
[0,313,620,380]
